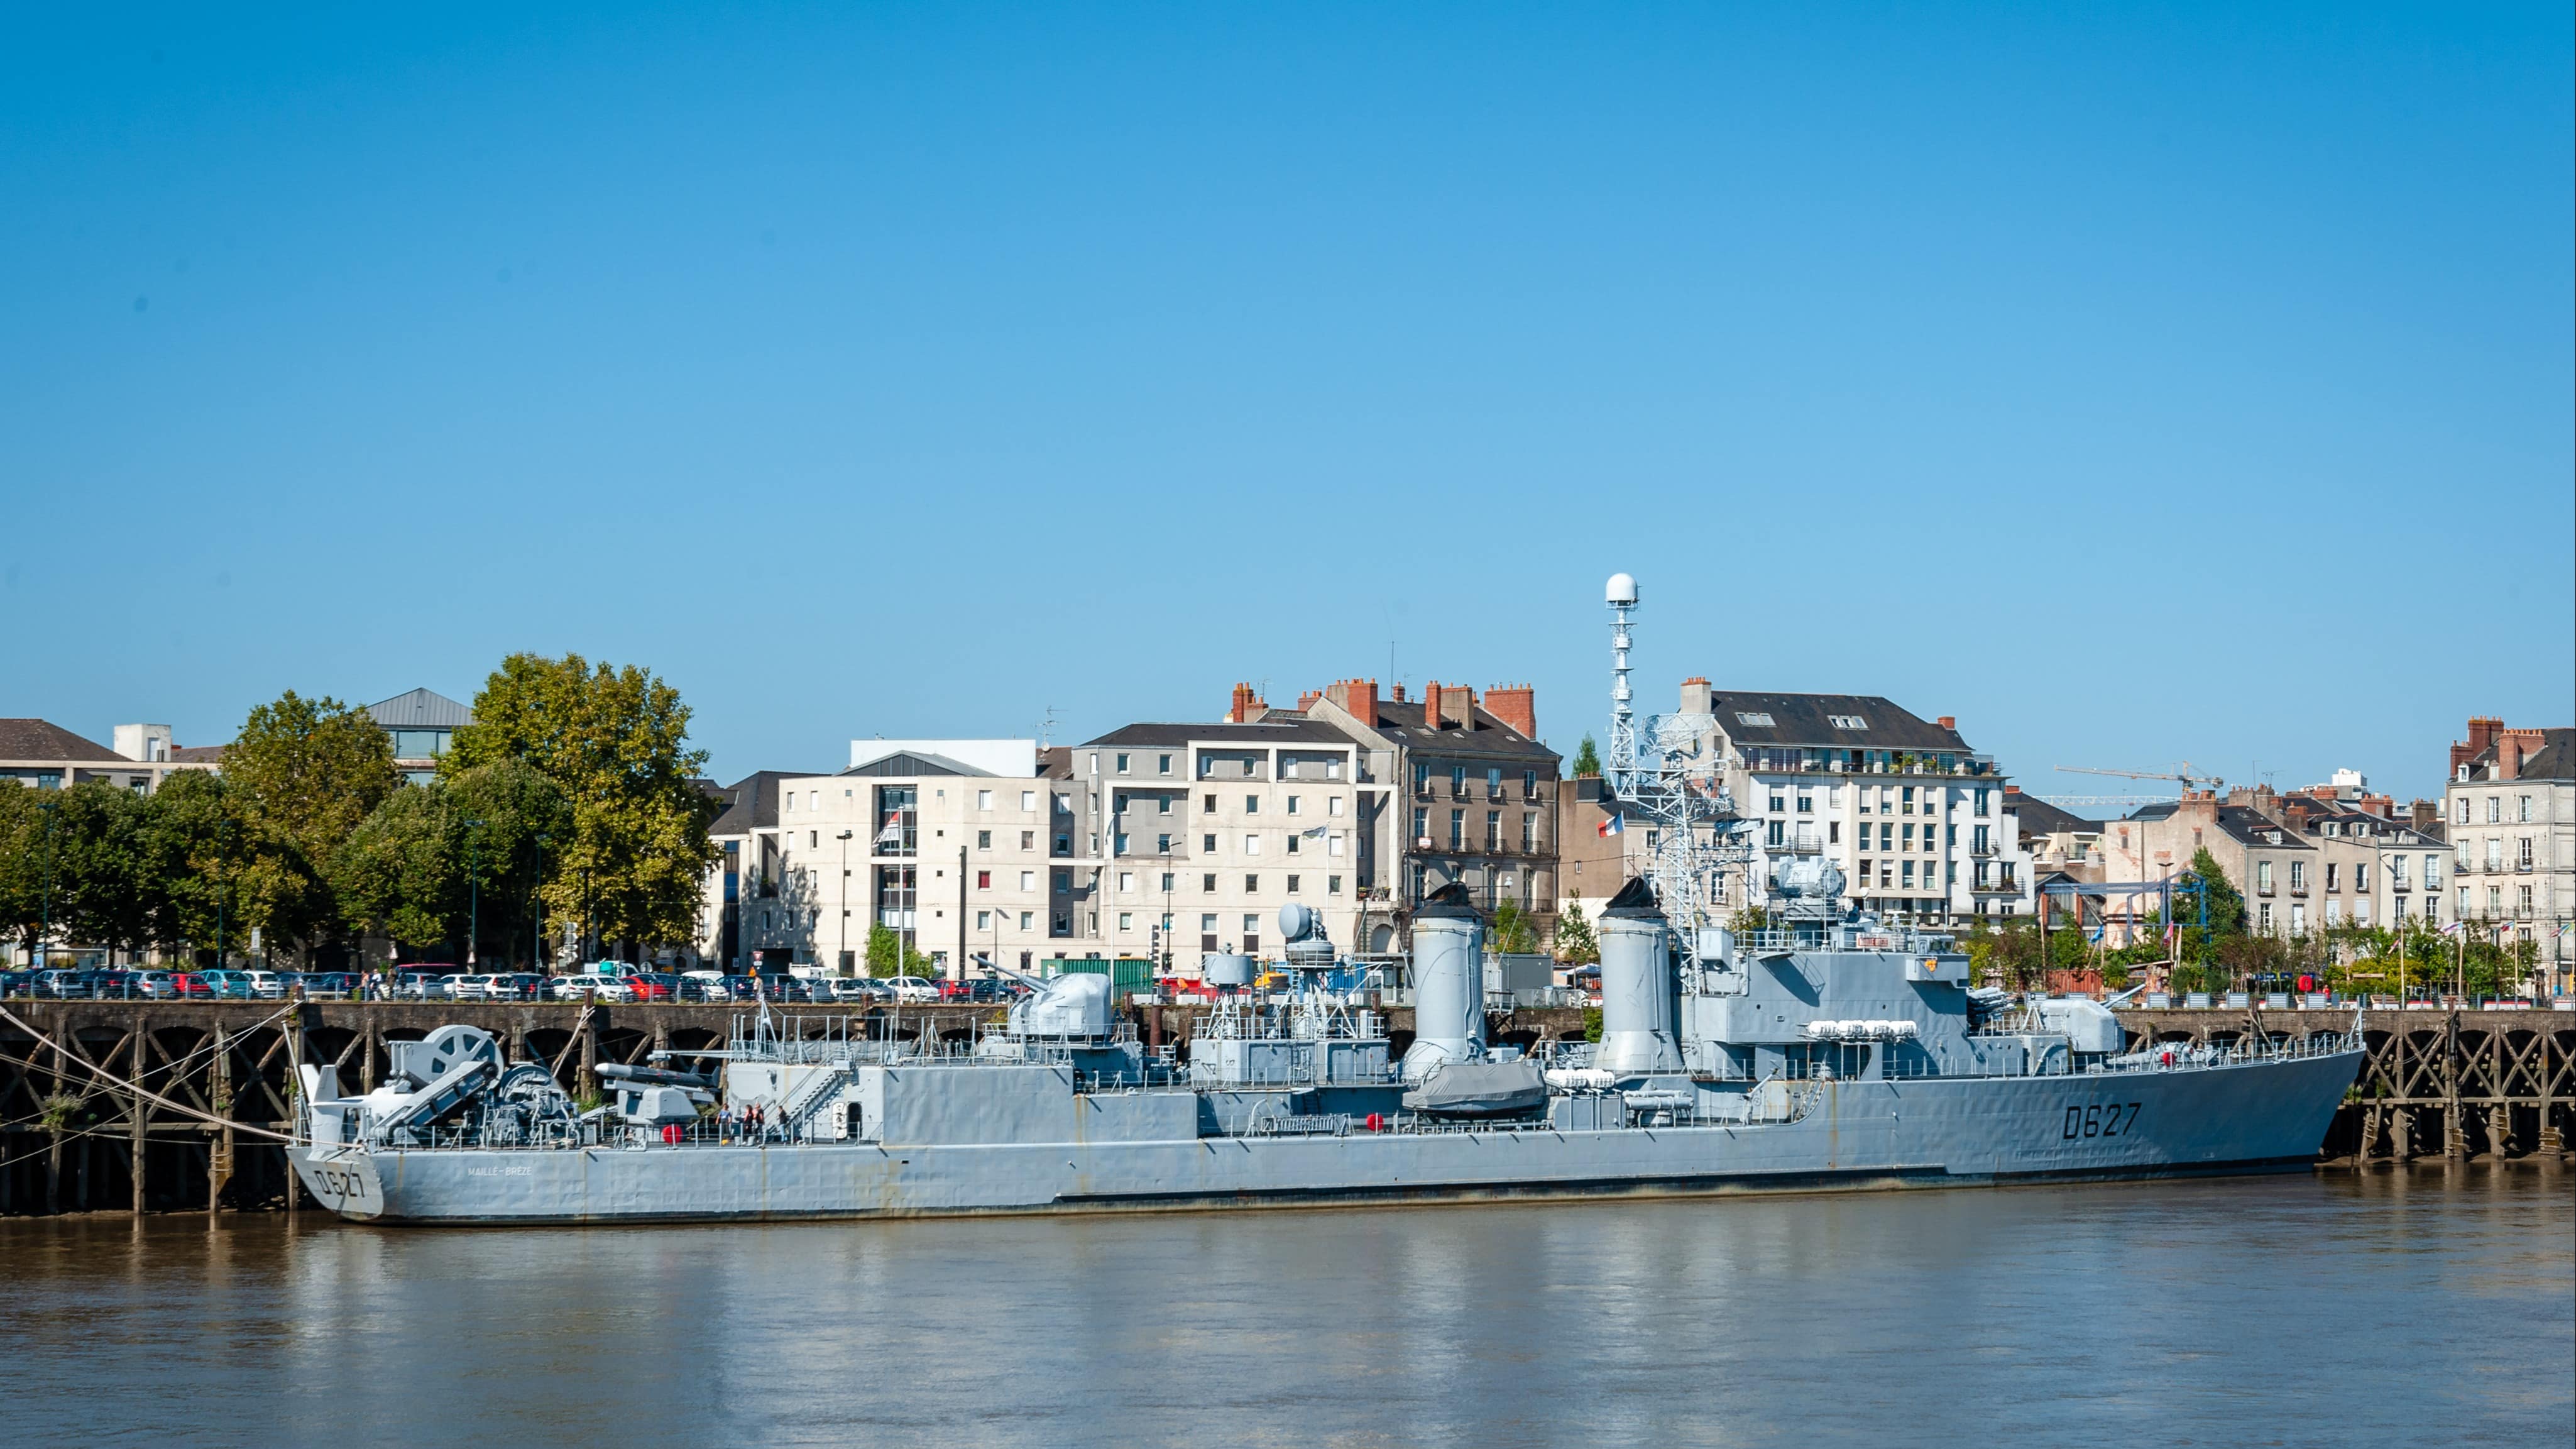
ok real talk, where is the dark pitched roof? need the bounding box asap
[708,770,814,837]
[1704,691,1969,753]
[2006,791,2096,838]
[170,744,228,764]
[2464,727,2576,783]
[1082,719,1357,749]
[0,719,123,761]
[1356,703,1559,761]
[366,688,474,730]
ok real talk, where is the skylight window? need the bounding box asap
[1828,714,1869,730]
[1735,712,1775,727]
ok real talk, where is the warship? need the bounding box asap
[288,876,2362,1225]
[288,573,2361,1225]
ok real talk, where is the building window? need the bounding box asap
[1115,754,1130,774]
[2519,837,2534,869]
[1521,813,1535,851]
[2324,863,2339,891]
[2455,796,2470,824]
[1902,861,1916,886]
[1202,873,1217,891]
[977,790,993,810]
[1413,808,1429,844]
[1156,833,1173,854]
[1244,835,1261,855]
[2518,885,2533,915]
[1829,822,1841,844]
[1158,795,1173,815]
[1901,787,1915,814]
[1019,912,1033,930]
[1286,795,1302,815]
[1020,830,1034,851]
[975,910,990,930]
[1245,795,1260,814]
[2355,862,2370,891]
[2391,856,2408,889]
[1117,871,1134,893]
[1327,874,1343,895]
[1449,809,1465,849]
[1118,912,1132,931]
[2516,795,2531,822]
[2257,861,2273,892]
[1768,794,1785,813]
[977,829,992,849]
[1486,811,1501,851]
[1795,793,1812,813]
[1286,874,1301,895]
[1202,834,1217,852]
[977,871,991,889]
[1158,754,1173,775]
[1901,824,1914,848]
[2289,861,2306,891]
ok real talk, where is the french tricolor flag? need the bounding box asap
[1598,813,1625,839]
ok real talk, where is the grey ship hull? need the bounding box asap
[291,1049,2359,1225]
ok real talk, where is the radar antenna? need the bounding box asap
[1601,573,1745,935]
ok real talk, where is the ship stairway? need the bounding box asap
[781,1059,855,1140]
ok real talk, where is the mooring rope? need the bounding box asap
[0,1006,301,1145]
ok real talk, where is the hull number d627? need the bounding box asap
[2063,1103,2141,1142]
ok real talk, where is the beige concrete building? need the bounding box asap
[2442,717,2574,977]
[1,719,222,794]
[736,741,1104,977]
[2095,781,2450,944]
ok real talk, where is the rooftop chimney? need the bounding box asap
[1323,678,1380,724]
[1423,681,1444,730]
[2465,715,2503,756]
[1391,682,1407,703]
[2178,789,2219,827]
[1936,715,1956,731]
[1295,689,1321,712]
[1444,685,1477,730]
[1484,685,1535,739]
[2498,728,2544,781]
[1679,677,1713,715]
[1227,682,1266,724]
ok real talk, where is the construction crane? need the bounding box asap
[2035,794,2183,809]
[2054,762,2225,790]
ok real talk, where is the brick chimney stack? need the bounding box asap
[1391,682,1407,703]
[1423,681,1444,730]
[1322,678,1379,724]
[1227,682,1266,724]
[2498,728,2543,781]
[1485,685,1536,739]
[1937,715,1956,731]
[1295,689,1321,712]
[2178,788,2220,827]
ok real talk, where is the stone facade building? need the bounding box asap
[2442,717,2574,974]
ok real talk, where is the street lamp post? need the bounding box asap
[836,830,853,974]
[464,818,485,968]
[36,798,57,972]
[532,834,549,974]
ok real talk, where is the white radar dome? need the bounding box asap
[1605,572,1638,605]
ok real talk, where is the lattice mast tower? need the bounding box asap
[1603,573,1741,935]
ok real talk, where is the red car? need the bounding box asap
[628,973,677,1001]
[167,972,216,998]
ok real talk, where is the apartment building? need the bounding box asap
[2095,783,2452,941]
[1291,678,1563,949]
[735,740,1102,978]
[1675,683,2029,923]
[1078,712,1371,962]
[1,719,222,793]
[2442,717,2574,967]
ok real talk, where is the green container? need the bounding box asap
[1048,956,1156,1000]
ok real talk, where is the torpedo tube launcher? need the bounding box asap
[288,573,2361,1224]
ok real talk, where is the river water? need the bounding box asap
[2,1165,2567,1448]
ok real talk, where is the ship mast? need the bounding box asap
[1600,573,1743,938]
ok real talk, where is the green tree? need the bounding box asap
[336,785,462,952]
[135,770,244,958]
[225,691,400,963]
[1489,900,1538,954]
[445,653,718,952]
[0,786,58,961]
[48,780,154,960]
[339,763,574,965]
[1572,735,1602,778]
[863,923,932,978]
[1552,898,1599,964]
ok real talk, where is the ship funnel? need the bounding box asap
[1402,883,1485,1081]
[1594,876,1684,1076]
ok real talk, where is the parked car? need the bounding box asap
[132,970,180,999]
[392,967,457,1000]
[885,976,941,1003]
[0,969,32,998]
[554,974,634,1003]
[628,973,678,1002]
[297,972,356,998]
[241,970,287,1000]
[828,978,888,1004]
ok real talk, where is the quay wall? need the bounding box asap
[3,1001,2567,1217]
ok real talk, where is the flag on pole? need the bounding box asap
[1598,813,1625,838]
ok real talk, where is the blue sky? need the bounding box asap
[4,4,2568,805]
